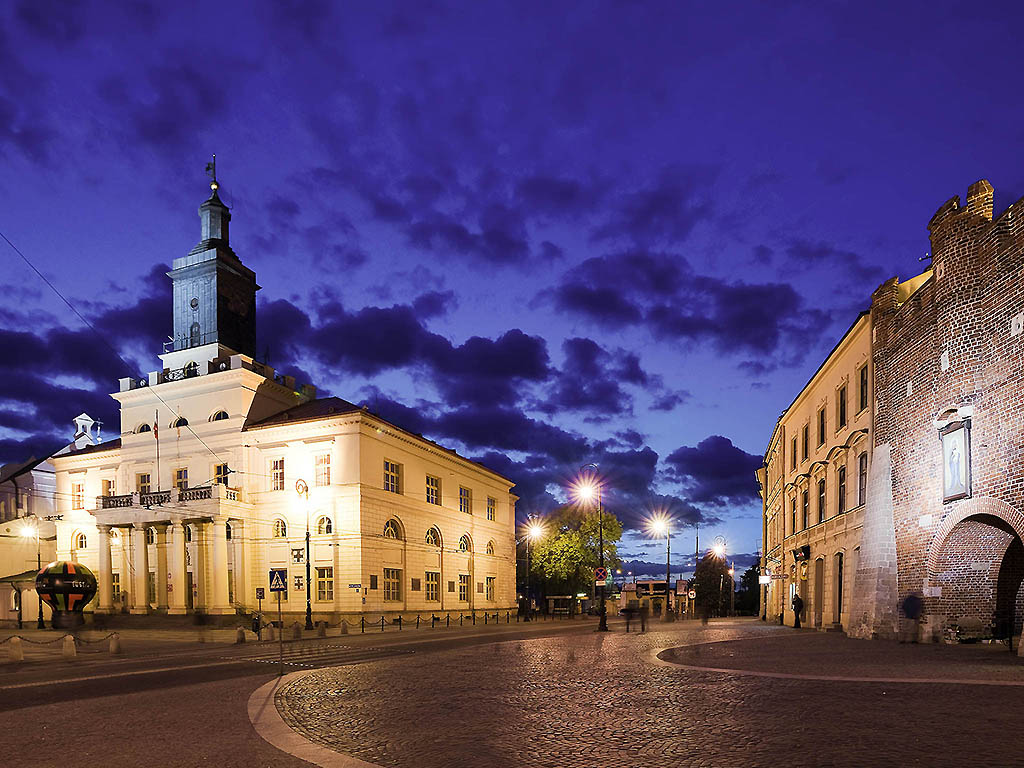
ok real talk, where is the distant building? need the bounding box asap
[49,176,517,623]
[760,180,1024,645]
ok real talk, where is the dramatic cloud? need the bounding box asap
[665,435,763,507]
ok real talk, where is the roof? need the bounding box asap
[0,568,39,584]
[68,438,122,457]
[0,456,52,485]
[245,396,514,484]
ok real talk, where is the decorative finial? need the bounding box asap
[205,154,218,191]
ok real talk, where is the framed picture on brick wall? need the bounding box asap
[940,420,971,502]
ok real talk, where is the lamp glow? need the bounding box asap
[20,525,35,539]
[713,543,726,558]
[528,522,544,539]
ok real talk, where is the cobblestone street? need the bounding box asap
[276,618,1024,767]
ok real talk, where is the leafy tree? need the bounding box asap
[530,504,622,597]
[690,552,733,617]
[735,565,760,615]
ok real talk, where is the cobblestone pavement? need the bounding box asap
[276,618,1024,767]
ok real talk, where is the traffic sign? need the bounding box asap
[688,590,696,599]
[594,566,608,582]
[255,587,265,600]
[595,580,607,587]
[269,568,288,592]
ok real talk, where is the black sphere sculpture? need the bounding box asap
[36,561,98,629]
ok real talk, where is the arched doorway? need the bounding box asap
[833,551,844,626]
[927,502,1024,642]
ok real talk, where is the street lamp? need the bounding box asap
[523,519,544,621]
[575,464,607,632]
[649,514,674,622]
[295,479,313,630]
[20,518,45,629]
[713,537,727,617]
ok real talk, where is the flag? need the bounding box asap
[153,421,158,439]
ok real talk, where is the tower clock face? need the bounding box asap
[190,298,199,310]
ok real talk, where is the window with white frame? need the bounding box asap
[459,486,472,514]
[74,532,87,550]
[486,540,494,555]
[101,478,115,497]
[486,576,495,601]
[271,459,285,491]
[458,573,469,602]
[425,527,440,547]
[112,572,121,600]
[316,567,334,601]
[425,571,440,601]
[72,483,84,510]
[838,466,847,514]
[146,527,155,545]
[383,519,401,539]
[315,453,331,487]
[272,519,288,538]
[383,568,401,601]
[174,467,188,491]
[384,460,401,494]
[858,453,868,506]
[459,535,471,552]
[426,475,440,505]
[486,496,496,521]
[137,473,151,494]
[317,516,332,535]
[214,463,230,486]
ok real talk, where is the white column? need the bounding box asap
[130,524,149,614]
[232,520,251,612]
[168,523,187,614]
[209,517,232,614]
[97,525,113,614]
[155,525,169,610]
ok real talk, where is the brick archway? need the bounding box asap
[925,497,1024,584]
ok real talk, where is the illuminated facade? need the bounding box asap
[50,180,517,622]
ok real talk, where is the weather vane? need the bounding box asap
[205,154,218,191]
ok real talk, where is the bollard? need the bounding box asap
[484,612,488,625]
[507,611,510,624]
[446,613,450,628]
[109,633,122,654]
[291,622,302,640]
[380,616,385,632]
[9,636,24,662]
[460,614,464,627]
[316,621,327,638]
[340,620,348,635]
[62,635,76,659]
[235,627,246,644]
[472,612,476,626]
[361,616,365,633]
[417,615,420,629]
[398,616,402,631]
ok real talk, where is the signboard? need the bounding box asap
[348,583,362,590]
[688,590,696,599]
[255,587,265,600]
[268,569,287,593]
[758,575,771,585]
[595,580,607,587]
[594,567,608,582]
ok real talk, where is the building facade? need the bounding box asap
[49,179,518,623]
[762,179,1024,645]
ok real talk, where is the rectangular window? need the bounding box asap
[448,580,456,593]
[71,483,84,510]
[101,478,115,497]
[838,385,848,428]
[818,479,826,523]
[859,364,869,412]
[426,475,441,505]
[459,486,472,514]
[818,408,826,446]
[487,496,496,521]
[838,466,847,514]
[791,438,797,470]
[485,576,495,601]
[315,453,331,487]
[112,573,121,600]
[214,463,230,486]
[791,500,796,536]
[410,578,421,592]
[147,572,156,605]
[384,460,402,494]
[383,568,401,601]
[369,574,378,590]
[137,473,151,494]
[458,573,469,602]
[271,459,285,491]
[801,425,809,461]
[801,490,809,530]
[316,567,334,601]
[174,467,188,491]
[858,453,868,506]
[425,571,440,601]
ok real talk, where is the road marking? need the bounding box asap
[0,659,248,691]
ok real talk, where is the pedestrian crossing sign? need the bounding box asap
[269,568,288,592]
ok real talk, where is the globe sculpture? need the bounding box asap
[36,561,98,629]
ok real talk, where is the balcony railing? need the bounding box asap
[179,486,212,502]
[97,485,243,509]
[98,494,134,509]
[140,490,173,506]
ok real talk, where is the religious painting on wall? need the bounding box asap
[940,421,971,502]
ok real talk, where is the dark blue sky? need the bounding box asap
[2,0,1022,573]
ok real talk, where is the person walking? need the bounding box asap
[901,592,924,643]
[792,593,804,629]
[639,602,649,634]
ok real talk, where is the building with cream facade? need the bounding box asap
[48,178,517,623]
[759,312,872,629]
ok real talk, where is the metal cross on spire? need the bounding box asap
[205,154,218,190]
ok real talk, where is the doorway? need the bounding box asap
[814,558,824,627]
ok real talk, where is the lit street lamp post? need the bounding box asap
[523,520,543,622]
[21,518,44,629]
[295,479,313,631]
[649,515,674,622]
[576,464,607,632]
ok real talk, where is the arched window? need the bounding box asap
[272,519,288,538]
[425,527,441,547]
[486,540,494,556]
[211,410,229,422]
[136,423,151,434]
[145,527,155,545]
[225,522,232,540]
[73,532,87,551]
[184,361,199,378]
[172,416,189,428]
[317,516,332,535]
[383,519,401,539]
[459,535,471,552]
[185,524,193,543]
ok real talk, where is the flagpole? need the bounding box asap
[154,409,160,491]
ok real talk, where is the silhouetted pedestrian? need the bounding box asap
[901,592,923,643]
[639,603,649,633]
[792,594,804,628]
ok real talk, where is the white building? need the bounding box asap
[49,176,518,622]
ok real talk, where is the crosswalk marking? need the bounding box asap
[226,643,414,669]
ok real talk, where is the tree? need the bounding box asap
[690,552,733,617]
[530,504,622,597]
[735,565,760,615]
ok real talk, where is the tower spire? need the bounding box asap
[205,154,218,191]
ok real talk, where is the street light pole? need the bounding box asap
[525,532,532,622]
[664,525,673,622]
[295,479,313,631]
[580,463,608,632]
[35,521,43,629]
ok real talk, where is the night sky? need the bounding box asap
[2,1,1022,576]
